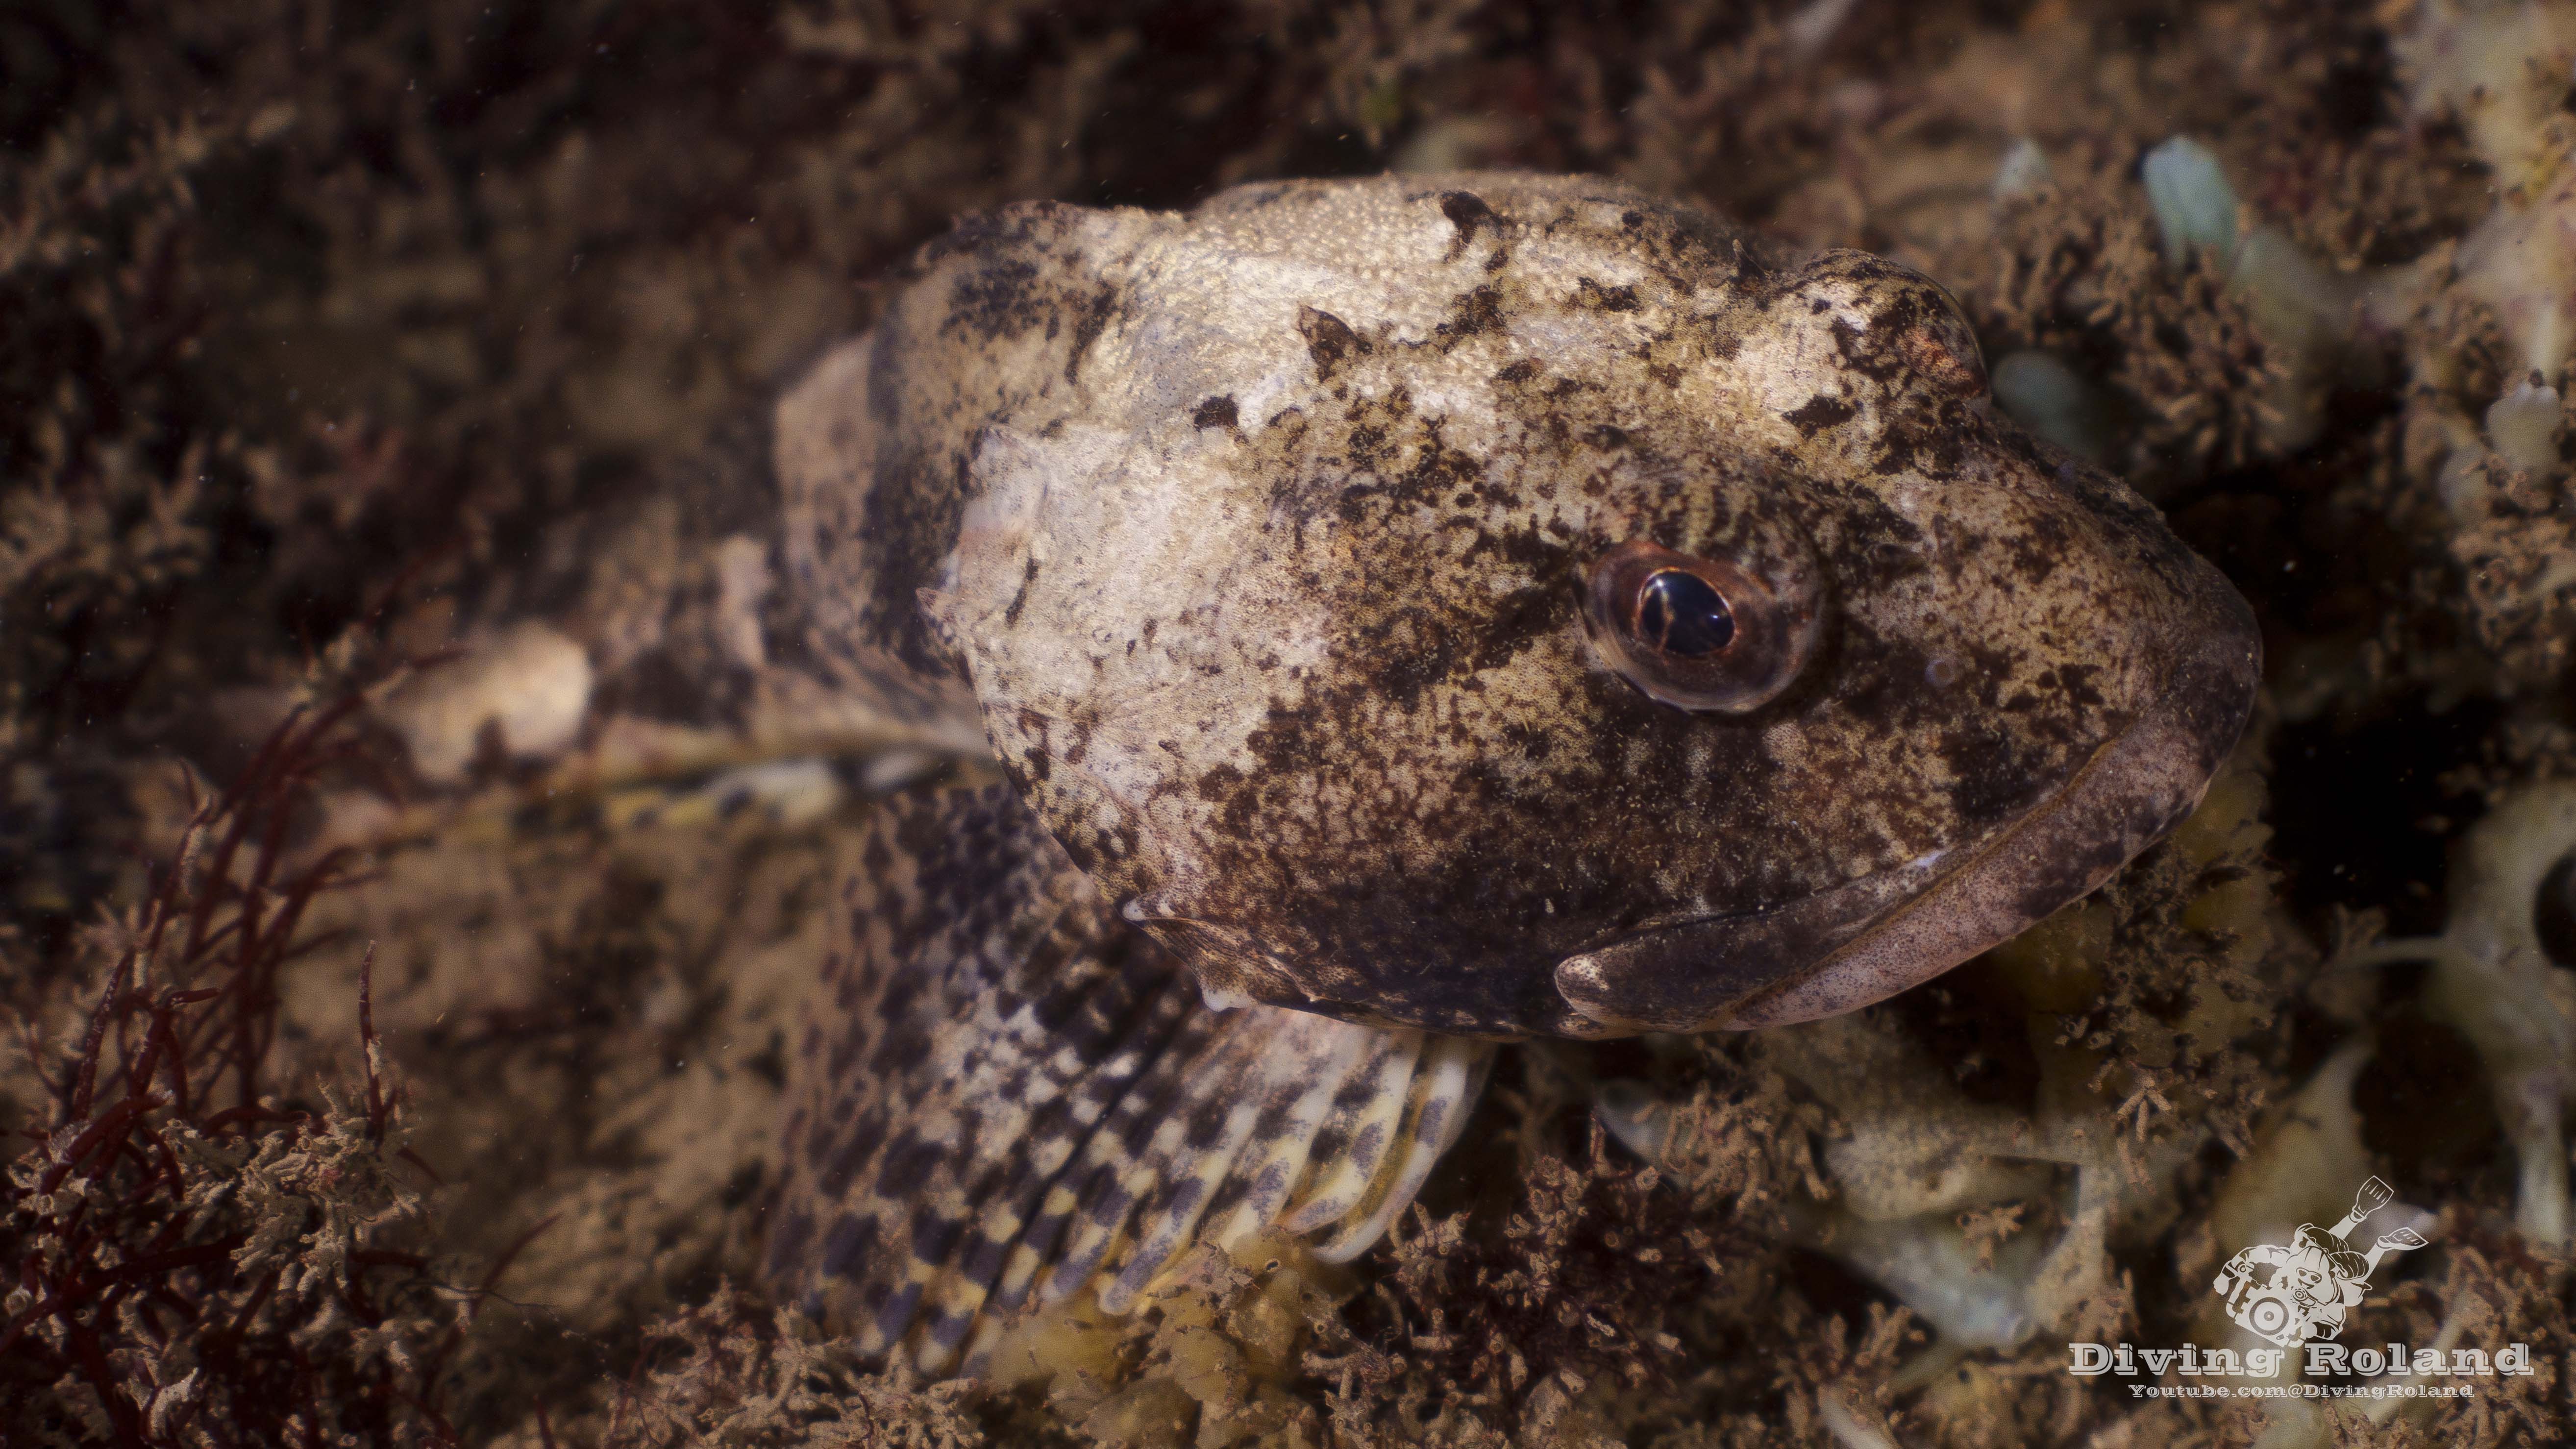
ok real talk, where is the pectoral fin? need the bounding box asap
[765,783,1495,1376]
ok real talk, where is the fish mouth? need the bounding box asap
[1553,585,2261,1034]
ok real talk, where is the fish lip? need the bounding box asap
[1553,578,2262,1035]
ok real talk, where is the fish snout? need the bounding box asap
[1555,500,2262,1035]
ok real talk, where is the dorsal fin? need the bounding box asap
[765,783,1493,1376]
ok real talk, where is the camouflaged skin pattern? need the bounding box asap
[777,172,2259,1042]
[768,783,1492,1376]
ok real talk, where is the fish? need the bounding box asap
[755,172,2262,1375]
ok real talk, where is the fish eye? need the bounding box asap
[1583,539,1819,712]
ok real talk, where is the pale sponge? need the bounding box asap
[2336,781,2576,1247]
[2397,0,2576,466]
[378,621,595,783]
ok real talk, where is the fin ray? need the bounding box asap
[767,783,1497,1374]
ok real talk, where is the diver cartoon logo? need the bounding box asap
[2212,1177,2430,1348]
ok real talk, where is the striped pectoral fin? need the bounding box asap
[765,782,1498,1378]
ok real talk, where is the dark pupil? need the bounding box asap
[1635,569,1735,656]
[2537,853,2576,969]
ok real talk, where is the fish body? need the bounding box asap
[762,173,2261,1371]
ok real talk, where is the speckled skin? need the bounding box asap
[779,172,2261,1042]
[767,783,1493,1375]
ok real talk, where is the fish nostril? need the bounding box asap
[1897,317,1986,398]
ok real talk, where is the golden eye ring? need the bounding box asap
[1583,539,1818,712]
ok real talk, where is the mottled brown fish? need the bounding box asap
[757,172,2261,1375]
